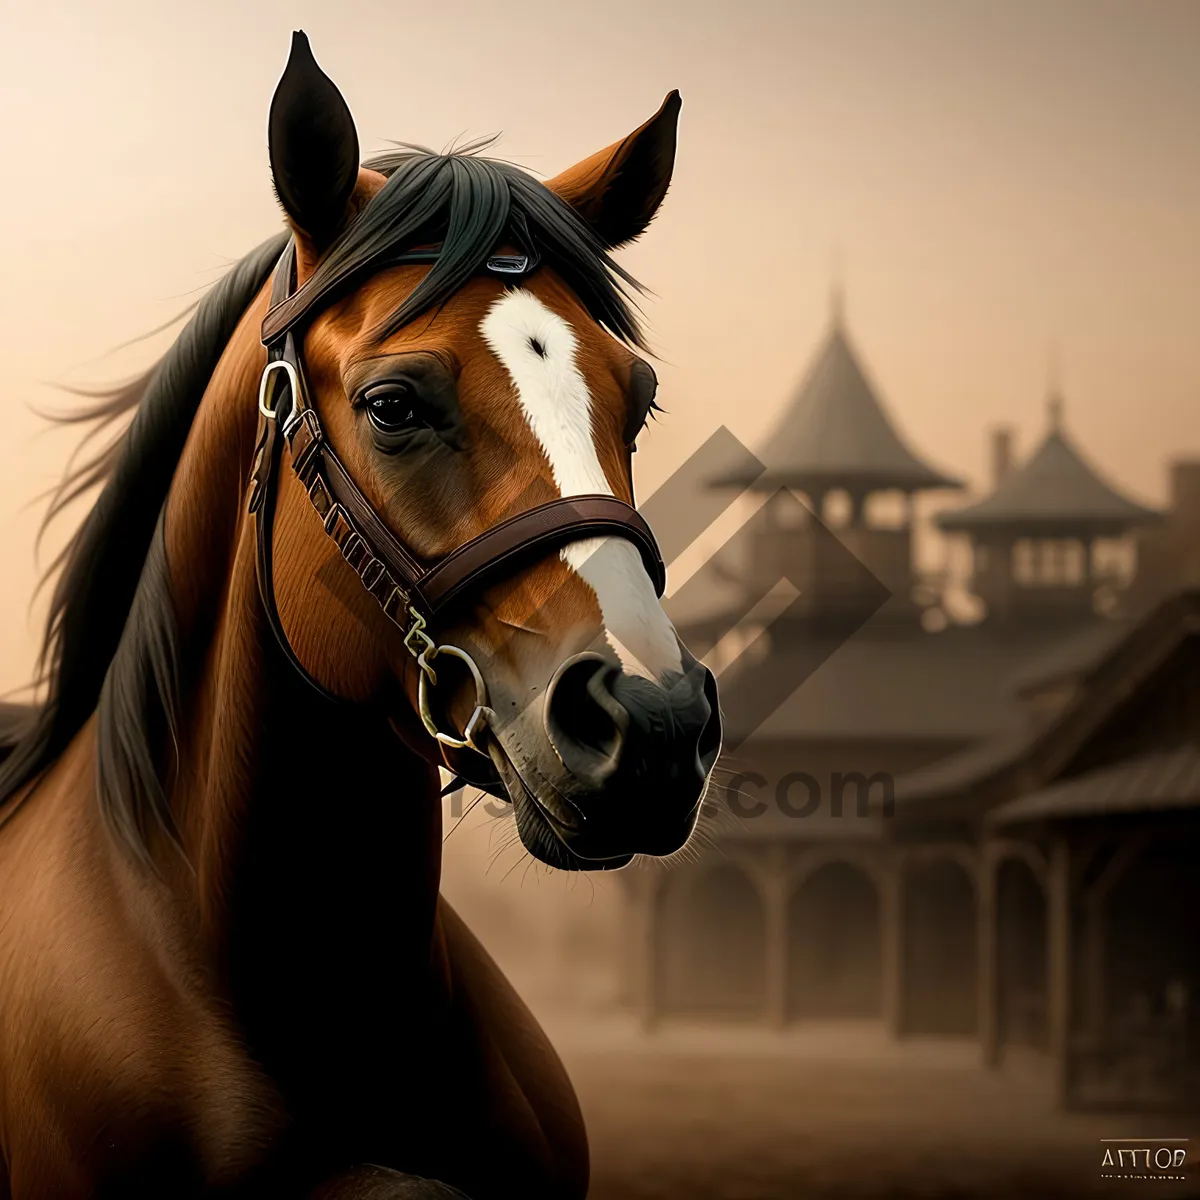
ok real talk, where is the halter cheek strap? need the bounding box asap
[250,239,666,773]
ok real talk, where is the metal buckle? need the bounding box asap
[402,607,436,662]
[417,642,492,754]
[485,232,540,279]
[402,608,491,754]
[485,254,531,277]
[258,359,302,426]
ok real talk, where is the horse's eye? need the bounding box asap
[364,382,422,434]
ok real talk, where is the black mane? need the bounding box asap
[0,147,645,864]
[330,143,646,347]
[0,233,289,856]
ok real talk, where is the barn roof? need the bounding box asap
[719,615,1106,745]
[988,744,1200,825]
[937,394,1159,535]
[713,307,962,495]
[893,589,1200,811]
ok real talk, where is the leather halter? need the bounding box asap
[249,239,666,767]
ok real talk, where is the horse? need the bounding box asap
[0,30,720,1200]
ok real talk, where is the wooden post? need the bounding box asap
[1079,831,1147,1042]
[979,845,1000,1068]
[1082,895,1106,1037]
[881,852,905,1038]
[1046,838,1072,1105]
[763,845,789,1029]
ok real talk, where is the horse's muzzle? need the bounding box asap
[540,650,722,859]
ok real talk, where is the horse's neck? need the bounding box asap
[160,299,444,1000]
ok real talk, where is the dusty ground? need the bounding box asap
[540,1018,1200,1200]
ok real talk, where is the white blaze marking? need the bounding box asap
[480,289,681,680]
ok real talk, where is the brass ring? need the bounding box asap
[257,359,302,423]
[418,643,492,753]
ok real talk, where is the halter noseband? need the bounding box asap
[249,239,665,768]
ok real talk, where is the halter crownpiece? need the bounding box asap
[251,237,665,761]
[259,215,543,345]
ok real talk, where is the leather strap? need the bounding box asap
[261,218,540,346]
[252,237,666,724]
[261,247,445,346]
[253,393,348,707]
[276,397,664,632]
[416,494,663,614]
[251,242,350,706]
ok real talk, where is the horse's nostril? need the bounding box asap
[544,652,629,785]
[544,652,721,802]
[540,653,720,859]
[696,664,723,775]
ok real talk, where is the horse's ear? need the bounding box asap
[545,92,681,249]
[268,31,360,253]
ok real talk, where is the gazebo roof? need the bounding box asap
[988,744,1200,826]
[893,589,1200,813]
[937,394,1160,535]
[714,304,963,495]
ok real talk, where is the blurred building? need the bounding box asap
[621,301,1200,1110]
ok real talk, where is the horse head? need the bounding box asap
[258,33,721,872]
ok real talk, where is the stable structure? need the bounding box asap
[1123,459,1200,616]
[937,393,1159,626]
[711,298,962,623]
[901,590,1200,1108]
[621,307,1192,1110]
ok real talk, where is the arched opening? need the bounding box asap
[787,862,881,1019]
[864,490,910,530]
[1061,540,1085,585]
[1105,836,1200,1045]
[658,865,766,1019]
[902,858,977,1035]
[1012,539,1035,585]
[1071,833,1200,1107]
[773,489,812,530]
[823,489,854,529]
[1037,540,1059,583]
[997,857,1047,1050]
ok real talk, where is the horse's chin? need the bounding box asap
[487,742,635,873]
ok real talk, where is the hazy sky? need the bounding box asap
[1,0,1198,689]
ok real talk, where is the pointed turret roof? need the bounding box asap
[938,392,1160,536]
[716,303,962,494]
